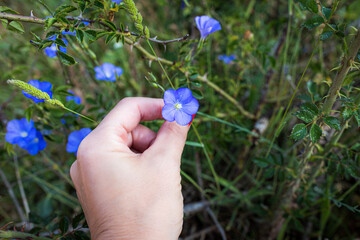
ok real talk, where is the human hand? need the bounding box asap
[70,97,189,239]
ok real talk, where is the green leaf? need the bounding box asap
[54,5,77,16]
[45,31,59,39]
[294,110,315,123]
[342,108,354,120]
[101,20,117,31]
[105,32,117,44]
[1,20,25,34]
[44,17,57,31]
[253,158,270,168]
[320,31,333,41]
[192,89,203,100]
[58,51,77,65]
[321,4,332,20]
[59,216,69,234]
[299,0,318,13]
[310,124,322,143]
[301,102,319,116]
[0,6,20,14]
[72,213,85,229]
[323,116,341,130]
[302,15,325,29]
[94,0,104,9]
[307,81,317,95]
[56,16,71,25]
[354,110,360,127]
[75,29,85,43]
[55,38,67,48]
[84,30,97,41]
[290,123,307,141]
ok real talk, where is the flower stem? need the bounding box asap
[62,106,98,124]
[146,39,175,89]
[266,38,320,157]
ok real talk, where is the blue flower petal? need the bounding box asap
[195,15,221,38]
[175,109,193,126]
[163,89,177,105]
[176,87,193,103]
[95,63,121,81]
[66,90,81,104]
[66,128,91,155]
[182,97,199,115]
[162,104,177,122]
[94,66,106,81]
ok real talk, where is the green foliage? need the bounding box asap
[1,0,360,239]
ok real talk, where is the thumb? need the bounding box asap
[148,121,190,160]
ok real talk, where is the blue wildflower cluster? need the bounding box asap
[5,118,46,155]
[44,35,68,58]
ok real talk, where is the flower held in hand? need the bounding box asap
[195,15,221,39]
[162,88,199,126]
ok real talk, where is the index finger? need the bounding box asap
[99,97,164,133]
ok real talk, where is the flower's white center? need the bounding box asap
[21,132,28,138]
[175,103,182,110]
[105,71,112,78]
[34,138,39,143]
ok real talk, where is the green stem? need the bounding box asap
[180,170,207,197]
[145,39,175,88]
[192,124,220,190]
[62,106,98,124]
[322,30,360,114]
[266,38,320,157]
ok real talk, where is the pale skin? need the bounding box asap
[70,97,189,239]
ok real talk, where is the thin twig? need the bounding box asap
[13,154,30,219]
[0,167,26,223]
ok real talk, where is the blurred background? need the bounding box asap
[1,0,360,239]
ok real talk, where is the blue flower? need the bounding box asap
[162,88,199,126]
[66,90,81,104]
[66,128,92,156]
[94,63,123,82]
[22,80,53,103]
[195,15,221,39]
[44,35,68,58]
[112,0,122,4]
[218,54,236,64]
[23,130,47,155]
[5,118,46,155]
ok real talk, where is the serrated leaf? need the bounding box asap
[58,51,77,65]
[56,16,71,25]
[301,102,319,116]
[290,123,307,141]
[302,15,324,29]
[75,29,85,43]
[94,0,104,9]
[323,116,341,130]
[59,216,69,234]
[46,31,59,39]
[310,124,322,143]
[320,31,333,40]
[294,110,315,123]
